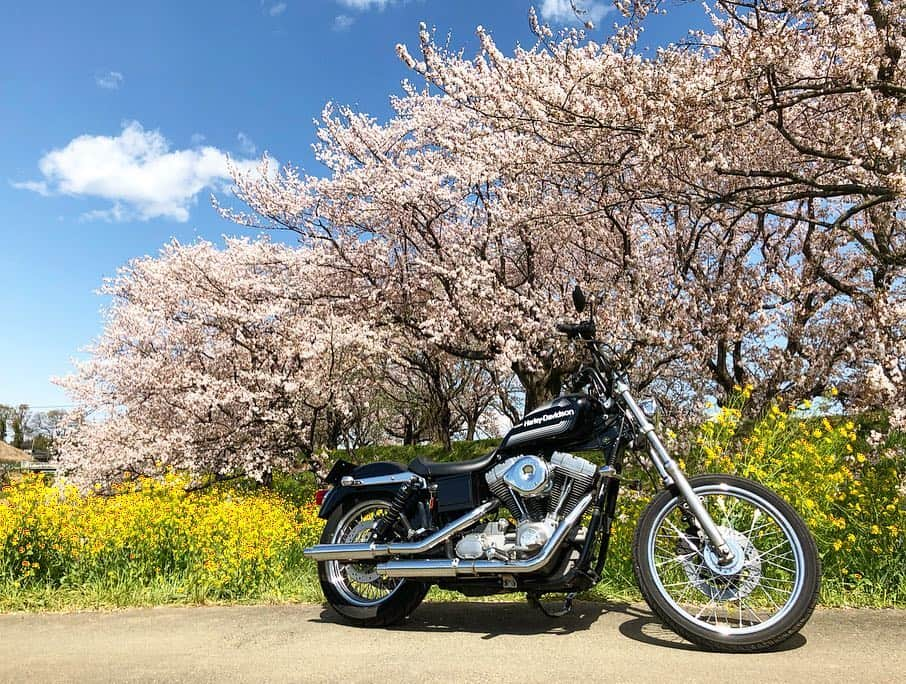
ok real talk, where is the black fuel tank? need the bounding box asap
[499,393,600,453]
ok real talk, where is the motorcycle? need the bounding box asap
[303,286,820,652]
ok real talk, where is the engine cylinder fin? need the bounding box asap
[488,479,521,520]
[548,471,566,509]
[549,452,598,518]
[525,496,546,521]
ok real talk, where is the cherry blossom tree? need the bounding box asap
[377,353,504,449]
[56,238,510,485]
[384,0,905,412]
[56,238,386,486]
[62,1,906,485]
[224,92,708,416]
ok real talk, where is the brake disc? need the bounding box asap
[680,527,762,601]
[343,520,380,584]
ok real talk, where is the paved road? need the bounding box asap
[0,601,903,683]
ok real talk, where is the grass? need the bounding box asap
[0,578,641,613]
[2,563,902,614]
[0,563,324,613]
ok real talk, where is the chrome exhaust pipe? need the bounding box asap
[376,493,593,579]
[303,499,499,562]
[375,559,465,578]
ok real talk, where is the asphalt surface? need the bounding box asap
[0,601,903,683]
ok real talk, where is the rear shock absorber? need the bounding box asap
[370,479,420,541]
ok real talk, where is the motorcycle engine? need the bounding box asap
[454,452,597,561]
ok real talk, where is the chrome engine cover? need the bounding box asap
[454,520,513,560]
[501,455,552,498]
[515,519,557,552]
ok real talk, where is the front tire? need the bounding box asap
[317,498,429,627]
[633,474,820,652]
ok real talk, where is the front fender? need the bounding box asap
[318,460,408,520]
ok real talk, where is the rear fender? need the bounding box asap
[318,460,409,520]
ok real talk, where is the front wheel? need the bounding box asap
[633,474,820,652]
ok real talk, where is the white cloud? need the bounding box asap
[95,71,124,90]
[190,133,207,146]
[13,121,262,223]
[80,204,128,223]
[337,0,392,10]
[268,2,287,16]
[237,132,257,155]
[333,14,355,31]
[539,0,612,26]
[10,179,50,196]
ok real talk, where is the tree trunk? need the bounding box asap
[465,415,477,442]
[432,403,453,451]
[323,410,343,450]
[403,417,417,445]
[514,364,564,415]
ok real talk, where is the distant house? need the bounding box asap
[28,449,53,462]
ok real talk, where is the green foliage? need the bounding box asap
[0,473,320,602]
[331,438,499,466]
[1,421,903,610]
[30,435,53,459]
[269,471,319,508]
[686,391,905,605]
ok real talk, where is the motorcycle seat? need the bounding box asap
[408,449,498,478]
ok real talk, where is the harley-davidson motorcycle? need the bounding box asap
[304,287,820,652]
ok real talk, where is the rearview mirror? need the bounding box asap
[639,397,659,419]
[572,285,587,314]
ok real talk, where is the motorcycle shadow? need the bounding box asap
[315,599,627,639]
[315,600,806,651]
[616,614,807,653]
[316,599,621,639]
[403,600,632,639]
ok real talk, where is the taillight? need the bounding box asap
[315,488,329,505]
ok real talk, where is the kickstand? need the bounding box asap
[527,591,577,618]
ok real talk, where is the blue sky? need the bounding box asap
[1,0,707,409]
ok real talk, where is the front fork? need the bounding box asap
[617,381,735,565]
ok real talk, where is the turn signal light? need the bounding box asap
[315,488,329,505]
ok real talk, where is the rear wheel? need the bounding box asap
[633,474,820,652]
[317,498,428,626]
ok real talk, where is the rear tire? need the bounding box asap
[633,474,820,652]
[317,498,429,627]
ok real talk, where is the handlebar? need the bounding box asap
[555,320,596,340]
[557,321,620,395]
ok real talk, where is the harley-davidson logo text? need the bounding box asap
[521,408,575,428]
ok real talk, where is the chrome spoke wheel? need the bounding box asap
[325,500,405,607]
[634,475,820,651]
[647,484,804,635]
